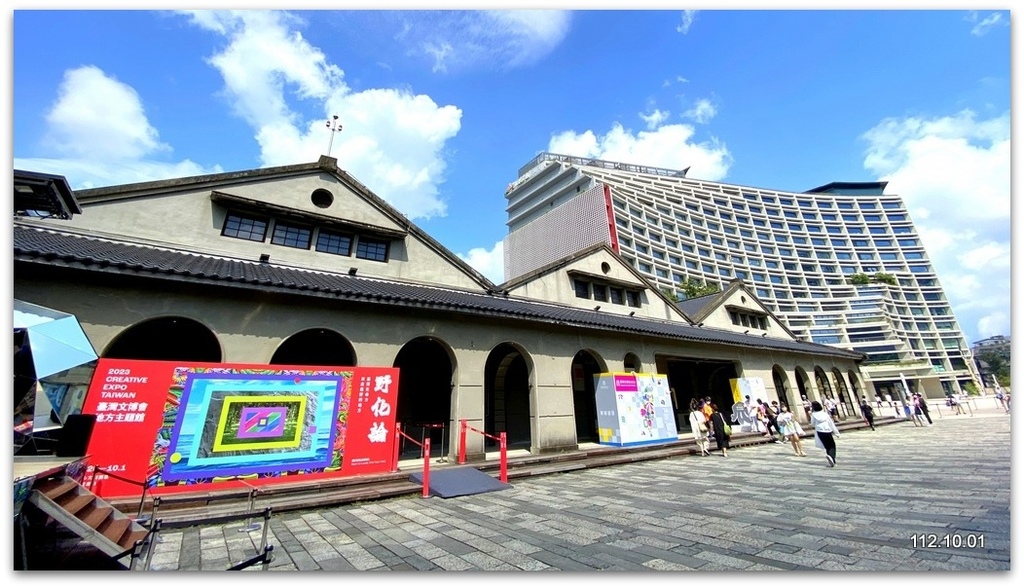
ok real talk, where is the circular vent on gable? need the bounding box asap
[311,189,334,208]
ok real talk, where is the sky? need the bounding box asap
[6,4,1014,348]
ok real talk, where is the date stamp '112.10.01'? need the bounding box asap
[911,533,986,549]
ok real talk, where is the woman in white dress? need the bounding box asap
[688,399,710,456]
[775,405,806,456]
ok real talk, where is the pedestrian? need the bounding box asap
[884,392,894,411]
[995,389,1007,411]
[758,399,782,441]
[801,395,812,420]
[775,404,806,456]
[914,393,933,426]
[875,393,883,409]
[859,396,876,430]
[809,400,840,467]
[701,396,714,423]
[708,403,731,458]
[688,398,711,456]
[824,396,839,421]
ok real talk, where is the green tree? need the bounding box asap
[976,348,1011,387]
[873,272,897,285]
[849,273,870,285]
[679,278,721,299]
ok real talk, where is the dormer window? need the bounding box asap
[315,229,353,256]
[271,221,312,249]
[222,212,268,242]
[356,237,389,262]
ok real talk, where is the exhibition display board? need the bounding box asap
[594,372,677,447]
[82,358,400,499]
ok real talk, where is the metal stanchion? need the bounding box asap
[143,519,162,570]
[238,486,261,533]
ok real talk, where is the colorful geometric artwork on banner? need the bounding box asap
[162,373,344,481]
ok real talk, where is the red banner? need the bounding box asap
[82,358,399,499]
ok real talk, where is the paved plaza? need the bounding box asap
[121,406,1011,574]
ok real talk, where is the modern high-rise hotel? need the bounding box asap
[502,152,981,400]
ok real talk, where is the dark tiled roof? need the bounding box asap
[13,223,863,360]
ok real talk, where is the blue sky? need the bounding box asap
[7,6,1013,347]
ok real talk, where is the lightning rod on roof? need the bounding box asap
[326,115,343,157]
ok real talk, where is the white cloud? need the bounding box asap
[185,9,462,220]
[457,241,504,284]
[640,108,670,130]
[549,122,732,180]
[860,109,1010,342]
[44,66,168,160]
[682,98,716,124]
[676,10,698,34]
[965,11,1007,37]
[14,65,221,186]
[387,10,571,74]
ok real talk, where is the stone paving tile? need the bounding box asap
[109,412,1011,572]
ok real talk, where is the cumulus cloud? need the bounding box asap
[860,109,1010,341]
[549,122,732,180]
[676,10,697,34]
[457,241,504,285]
[183,9,462,220]
[14,65,220,186]
[640,108,670,130]
[682,98,716,124]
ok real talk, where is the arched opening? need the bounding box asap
[847,369,863,401]
[772,365,794,410]
[623,352,642,373]
[571,350,606,443]
[831,368,854,417]
[104,316,221,362]
[794,366,813,419]
[394,337,455,459]
[658,356,739,433]
[814,367,840,418]
[270,328,356,366]
[485,343,532,450]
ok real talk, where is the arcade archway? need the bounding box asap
[571,350,606,443]
[394,337,455,459]
[104,316,221,362]
[484,343,533,451]
[270,328,355,366]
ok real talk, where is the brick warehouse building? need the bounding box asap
[13,157,865,461]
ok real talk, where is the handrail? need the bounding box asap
[391,422,432,498]
[457,420,507,483]
[87,466,152,523]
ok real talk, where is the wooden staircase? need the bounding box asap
[28,475,150,567]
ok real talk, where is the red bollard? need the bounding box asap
[458,419,467,464]
[421,438,430,498]
[499,432,507,483]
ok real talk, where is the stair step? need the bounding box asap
[96,517,132,546]
[59,492,97,516]
[79,504,115,529]
[35,478,79,501]
[120,528,150,551]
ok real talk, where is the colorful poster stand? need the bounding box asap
[81,358,399,499]
[594,372,677,447]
